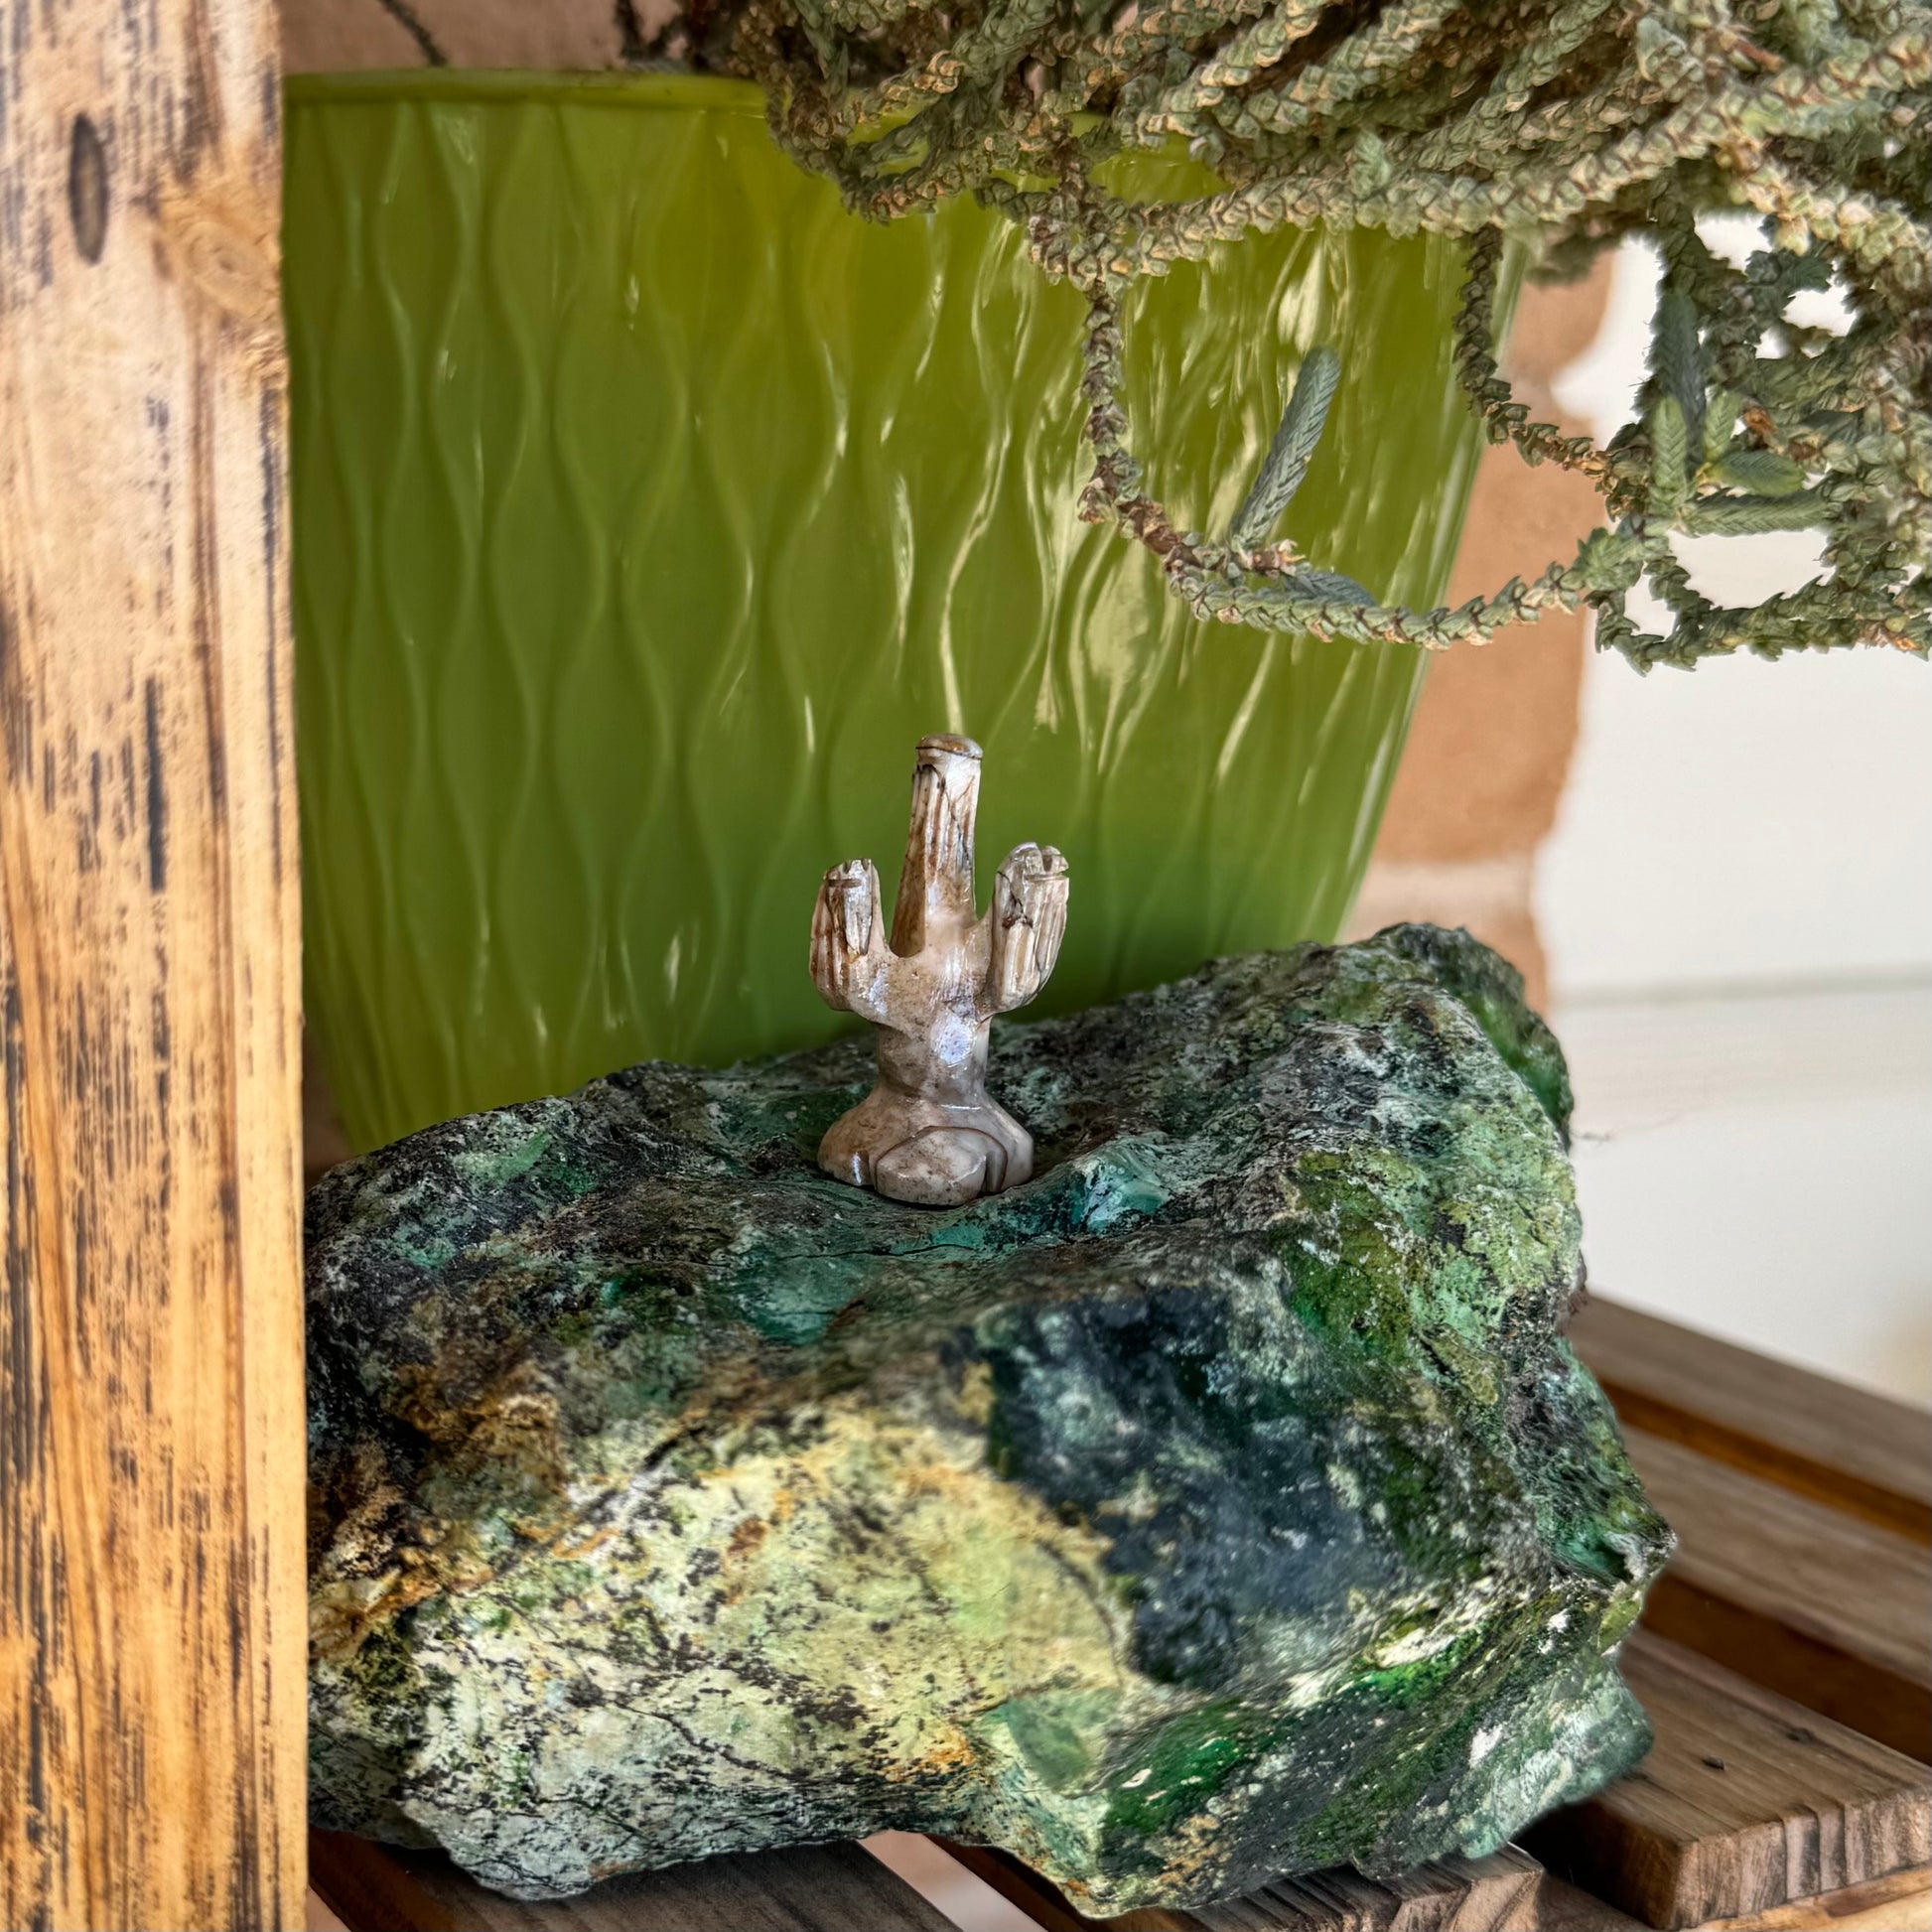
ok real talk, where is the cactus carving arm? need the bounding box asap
[810,858,895,1027]
[985,842,1069,1018]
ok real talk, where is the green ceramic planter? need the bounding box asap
[285,70,1490,1153]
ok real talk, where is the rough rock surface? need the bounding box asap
[307,926,1671,1911]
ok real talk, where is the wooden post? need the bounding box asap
[0,0,305,1926]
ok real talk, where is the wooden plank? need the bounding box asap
[310,1831,957,1932]
[943,1845,1094,1932]
[1625,1431,1931,1760]
[1528,1632,1930,1928]
[309,1834,461,1932]
[869,1831,1051,1929]
[1572,1299,1931,1542]
[0,1,305,1928]
[942,1842,1644,1930]
[1697,1866,1932,1929]
[308,1889,353,1932]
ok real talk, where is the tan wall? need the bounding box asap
[1349,268,1610,1008]
[281,0,664,69]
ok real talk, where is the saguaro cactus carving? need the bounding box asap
[811,735,1069,1206]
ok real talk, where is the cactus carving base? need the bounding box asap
[811,735,1068,1206]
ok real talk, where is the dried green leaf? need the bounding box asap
[1227,346,1342,550]
[1284,567,1376,605]
[1650,396,1690,514]
[1651,287,1706,445]
[1682,489,1828,535]
[1711,449,1809,496]
[1702,390,1740,469]
[744,0,1932,669]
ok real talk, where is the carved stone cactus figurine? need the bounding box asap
[811,734,1068,1206]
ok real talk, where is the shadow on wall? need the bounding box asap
[1346,265,1613,1011]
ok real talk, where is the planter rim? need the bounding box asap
[284,69,768,115]
[282,69,1228,196]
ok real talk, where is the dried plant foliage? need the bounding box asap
[661,0,1931,666]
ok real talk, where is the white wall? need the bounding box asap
[1531,239,1932,1405]
[1555,984,1931,1404]
[1543,646,1932,996]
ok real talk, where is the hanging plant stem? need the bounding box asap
[693,0,1929,668]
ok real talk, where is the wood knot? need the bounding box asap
[158,177,282,373]
[68,115,108,263]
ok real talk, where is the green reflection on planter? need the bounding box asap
[285,70,1492,1152]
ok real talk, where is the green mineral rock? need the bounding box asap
[307,925,1671,1911]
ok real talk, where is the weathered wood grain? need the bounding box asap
[1625,1430,1931,1760]
[1572,1299,1931,1542]
[1698,1866,1932,1929]
[942,1842,1646,1930]
[0,1,304,1927]
[309,1831,956,1932]
[1529,1632,1931,1928]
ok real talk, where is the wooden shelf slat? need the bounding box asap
[1527,1631,1931,1929]
[310,1830,954,1932]
[1624,1429,1931,1760]
[1571,1299,1930,1543]
[941,1842,1646,1931]
[310,1834,461,1932]
[1696,1866,1932,1930]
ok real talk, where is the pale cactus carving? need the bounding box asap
[810,735,1069,1206]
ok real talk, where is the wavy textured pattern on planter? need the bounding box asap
[286,72,1488,1153]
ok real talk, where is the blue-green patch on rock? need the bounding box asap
[305,926,1669,1910]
